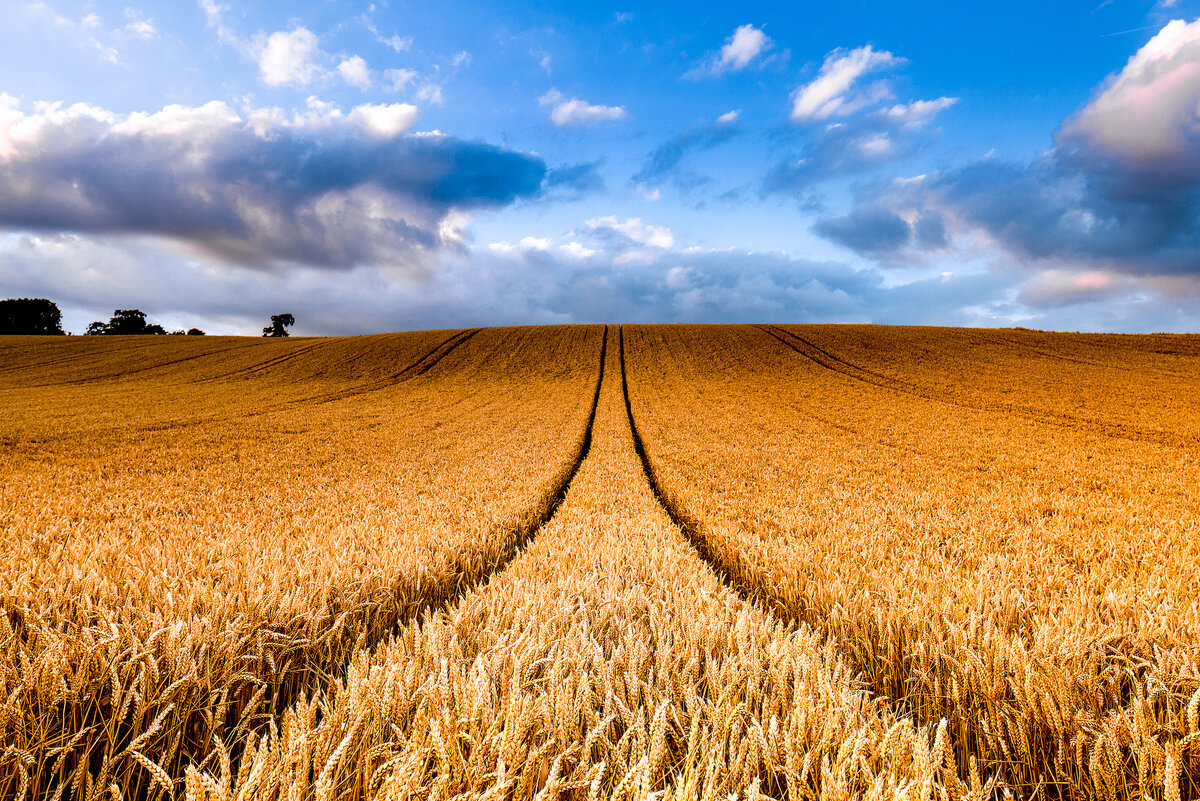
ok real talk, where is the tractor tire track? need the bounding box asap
[15,326,610,797]
[266,325,609,727]
[407,324,608,618]
[619,325,790,616]
[0,338,263,384]
[294,329,482,405]
[199,340,333,382]
[625,324,1182,800]
[757,323,1187,447]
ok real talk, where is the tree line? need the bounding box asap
[0,299,295,337]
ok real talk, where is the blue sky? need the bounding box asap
[3,0,1200,334]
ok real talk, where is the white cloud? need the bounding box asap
[365,20,411,54]
[438,209,471,248]
[875,97,957,126]
[520,236,551,251]
[718,24,771,71]
[337,55,371,89]
[857,132,893,156]
[110,100,242,137]
[1062,18,1200,163]
[791,45,903,121]
[487,241,518,255]
[382,34,412,52]
[259,28,320,87]
[558,241,596,259]
[688,24,772,77]
[122,18,156,38]
[384,68,418,92]
[28,4,121,63]
[586,216,674,248]
[416,82,445,106]
[716,109,740,125]
[539,89,627,126]
[199,0,248,53]
[485,237,556,255]
[346,102,417,138]
[121,8,157,39]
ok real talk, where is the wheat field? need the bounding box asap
[2,324,1197,800]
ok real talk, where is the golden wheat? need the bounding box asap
[0,326,602,799]
[187,326,957,801]
[623,323,1200,800]
[4,323,1198,799]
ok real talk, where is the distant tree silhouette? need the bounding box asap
[86,309,168,335]
[262,313,295,337]
[0,298,65,335]
[187,328,206,335]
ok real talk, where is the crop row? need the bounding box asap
[0,326,604,799]
[623,323,1200,800]
[187,327,961,801]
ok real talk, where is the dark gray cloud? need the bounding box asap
[812,205,911,255]
[0,101,545,271]
[812,203,947,260]
[912,209,947,249]
[917,151,1200,275]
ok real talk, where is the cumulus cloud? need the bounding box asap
[719,25,771,70]
[337,55,372,89]
[539,89,627,126]
[688,24,773,77]
[346,102,418,137]
[791,45,903,121]
[0,97,545,271]
[259,28,321,86]
[255,28,380,92]
[827,18,1200,288]
[1062,18,1200,166]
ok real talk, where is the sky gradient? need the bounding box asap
[2,0,1200,334]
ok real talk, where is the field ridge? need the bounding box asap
[758,323,1183,445]
[294,328,483,404]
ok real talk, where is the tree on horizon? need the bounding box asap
[262,313,295,337]
[0,298,66,335]
[86,309,167,335]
